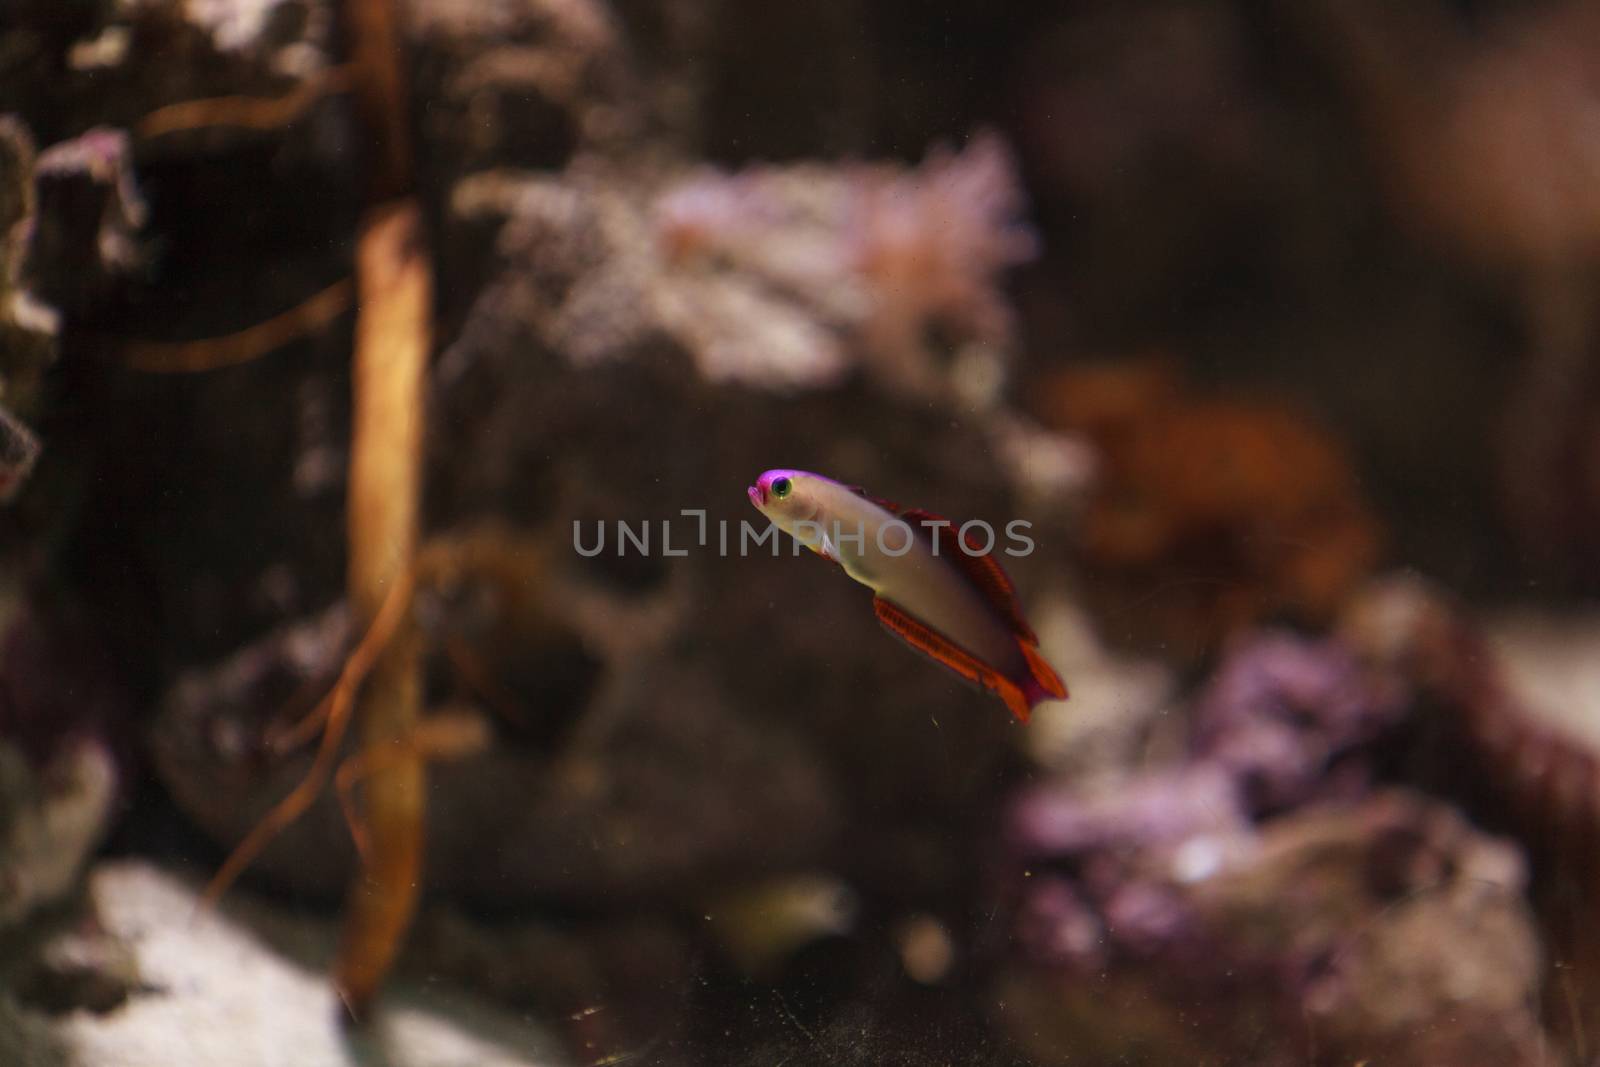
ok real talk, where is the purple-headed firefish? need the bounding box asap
[747,469,1067,722]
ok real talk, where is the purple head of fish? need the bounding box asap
[748,469,801,509]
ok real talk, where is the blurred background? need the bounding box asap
[1,0,1599,1063]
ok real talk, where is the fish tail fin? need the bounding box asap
[1024,643,1062,700]
[1017,643,1068,726]
[991,642,1066,724]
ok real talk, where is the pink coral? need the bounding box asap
[847,131,1038,391]
[649,131,1038,397]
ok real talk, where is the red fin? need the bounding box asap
[1021,641,1068,701]
[895,507,1039,645]
[853,487,1058,688]
[857,499,1043,643]
[873,596,1034,722]
[953,535,1039,645]
[1000,683,1034,723]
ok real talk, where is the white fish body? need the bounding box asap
[747,469,1064,720]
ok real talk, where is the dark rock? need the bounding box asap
[23,127,147,321]
[997,789,1546,1067]
[12,914,144,1015]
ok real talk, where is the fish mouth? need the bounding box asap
[747,483,765,507]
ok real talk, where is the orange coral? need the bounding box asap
[1037,360,1381,655]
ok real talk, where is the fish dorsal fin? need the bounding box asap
[846,484,905,515]
[847,487,1041,647]
[908,507,1039,646]
[953,540,1038,645]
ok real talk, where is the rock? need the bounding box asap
[148,120,1058,912]
[152,606,841,903]
[997,789,1548,1066]
[11,915,144,1016]
[0,116,56,413]
[0,606,126,938]
[0,861,571,1067]
[23,127,147,323]
[1338,579,1600,1058]
[0,740,116,932]
[407,0,637,192]
[0,116,50,504]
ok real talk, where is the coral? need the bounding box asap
[1192,630,1408,814]
[1037,359,1382,656]
[649,130,1037,398]
[997,789,1547,1066]
[1007,763,1248,862]
[996,603,1546,1063]
[1338,576,1600,1056]
[0,117,56,411]
[847,132,1037,394]
[1016,601,1176,786]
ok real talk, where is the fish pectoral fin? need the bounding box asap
[871,596,1031,722]
[818,530,838,561]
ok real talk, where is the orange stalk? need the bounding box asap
[332,198,430,1018]
[198,567,413,910]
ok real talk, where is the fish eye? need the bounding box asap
[772,476,792,499]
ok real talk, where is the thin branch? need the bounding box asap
[198,567,414,910]
[137,66,353,140]
[125,279,353,373]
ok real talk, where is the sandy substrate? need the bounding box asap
[0,862,570,1067]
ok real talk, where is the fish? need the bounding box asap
[747,469,1067,721]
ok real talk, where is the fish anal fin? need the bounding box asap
[999,684,1033,723]
[872,596,1032,722]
